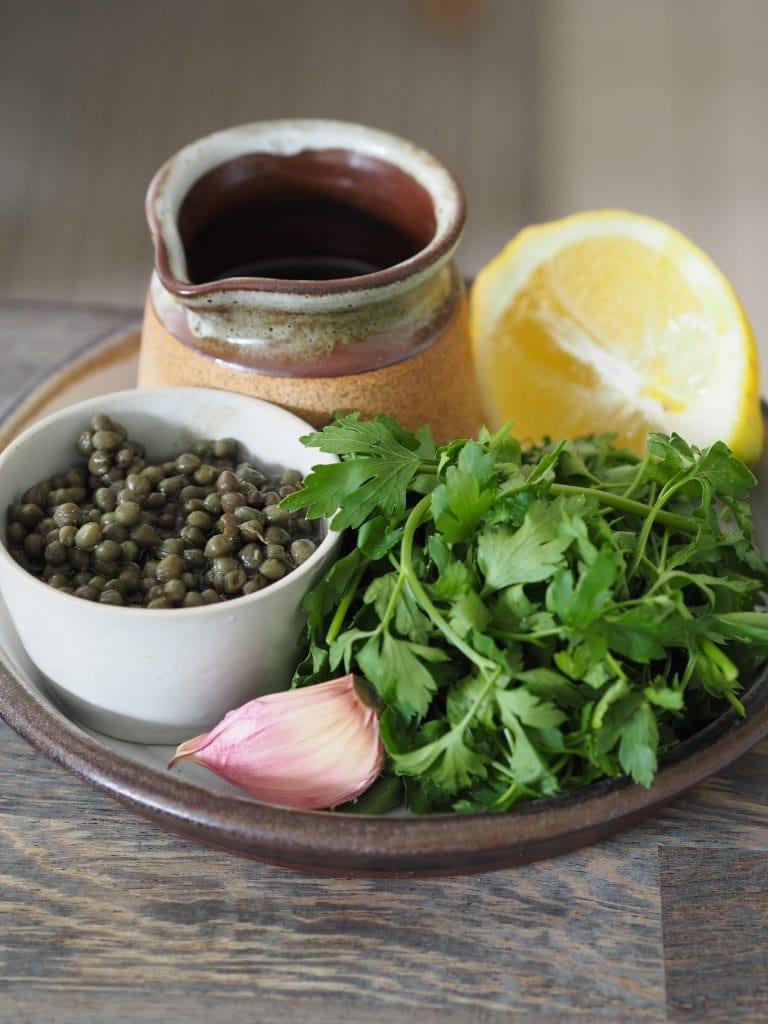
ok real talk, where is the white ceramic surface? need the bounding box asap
[0,386,341,743]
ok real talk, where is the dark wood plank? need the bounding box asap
[661,847,768,1022]
[0,720,668,1022]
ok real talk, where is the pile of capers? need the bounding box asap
[4,412,321,608]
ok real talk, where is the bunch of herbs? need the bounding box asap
[282,415,768,813]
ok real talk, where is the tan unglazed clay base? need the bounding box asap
[137,296,483,442]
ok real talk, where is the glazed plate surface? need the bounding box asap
[1,323,768,875]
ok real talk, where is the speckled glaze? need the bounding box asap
[139,120,482,440]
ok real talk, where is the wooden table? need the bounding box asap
[1,301,767,1023]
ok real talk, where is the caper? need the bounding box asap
[6,522,26,546]
[76,431,94,457]
[238,543,263,571]
[263,504,289,527]
[94,539,122,563]
[20,503,46,528]
[92,429,123,452]
[75,522,102,549]
[202,493,222,516]
[239,520,264,544]
[260,558,286,581]
[290,538,316,564]
[204,534,235,558]
[236,463,266,487]
[99,588,125,606]
[216,470,239,494]
[193,464,217,486]
[94,487,117,512]
[156,538,184,558]
[102,521,127,543]
[220,491,246,513]
[158,475,183,497]
[88,451,112,476]
[164,578,187,603]
[156,554,185,582]
[131,523,161,549]
[21,482,50,506]
[213,438,238,461]
[175,452,201,475]
[24,534,46,562]
[58,525,78,547]
[265,526,291,546]
[126,473,151,496]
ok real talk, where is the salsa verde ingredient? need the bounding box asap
[169,672,384,809]
[282,413,768,814]
[5,411,320,608]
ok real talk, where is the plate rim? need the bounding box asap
[2,321,768,875]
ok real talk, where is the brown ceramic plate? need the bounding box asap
[1,323,768,876]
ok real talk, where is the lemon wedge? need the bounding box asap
[470,210,763,463]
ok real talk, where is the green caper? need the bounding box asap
[238,543,263,571]
[94,539,122,563]
[92,429,123,452]
[94,487,117,512]
[76,431,94,457]
[260,558,286,581]
[213,438,238,461]
[204,534,235,558]
[220,491,246,513]
[156,538,184,558]
[263,504,289,526]
[216,470,239,494]
[21,482,50,506]
[87,451,112,476]
[24,534,46,562]
[131,523,161,549]
[115,501,142,527]
[6,521,26,546]
[19,503,46,528]
[99,588,125,606]
[58,525,78,547]
[239,520,264,544]
[175,452,201,475]
[156,554,185,582]
[193,464,217,486]
[265,526,291,546]
[164,578,186,603]
[290,538,316,565]
[75,522,102,549]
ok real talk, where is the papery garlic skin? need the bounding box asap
[169,674,384,809]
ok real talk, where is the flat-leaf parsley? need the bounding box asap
[282,415,768,813]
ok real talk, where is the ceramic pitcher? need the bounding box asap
[139,120,482,441]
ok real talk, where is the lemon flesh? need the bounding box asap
[470,211,763,463]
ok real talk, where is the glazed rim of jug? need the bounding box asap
[146,119,466,300]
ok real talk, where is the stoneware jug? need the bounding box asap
[139,119,482,441]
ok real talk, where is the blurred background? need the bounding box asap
[2,0,768,391]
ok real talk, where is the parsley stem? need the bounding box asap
[549,483,696,535]
[399,494,497,674]
[325,561,367,645]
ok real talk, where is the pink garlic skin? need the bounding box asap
[168,674,384,809]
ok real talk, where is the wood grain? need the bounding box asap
[1,303,768,1022]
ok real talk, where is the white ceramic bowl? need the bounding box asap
[0,387,341,743]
